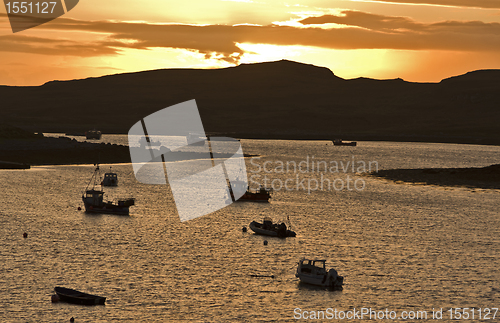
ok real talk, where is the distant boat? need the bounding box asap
[186,133,206,146]
[139,136,161,148]
[249,216,296,238]
[295,259,343,289]
[239,186,272,202]
[85,129,102,140]
[333,139,357,146]
[53,287,106,306]
[101,169,118,186]
[82,165,134,215]
[229,181,272,202]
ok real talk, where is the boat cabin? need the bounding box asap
[262,216,273,227]
[102,172,118,186]
[231,180,249,192]
[83,189,104,207]
[297,259,327,275]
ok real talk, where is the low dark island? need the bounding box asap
[0,125,256,168]
[369,164,500,189]
[0,125,131,167]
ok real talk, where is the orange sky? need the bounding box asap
[1,0,499,85]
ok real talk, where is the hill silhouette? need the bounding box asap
[1,60,499,145]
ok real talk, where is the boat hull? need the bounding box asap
[249,221,296,238]
[54,287,106,306]
[236,192,270,202]
[333,142,357,146]
[296,273,344,289]
[295,260,343,289]
[296,273,328,286]
[82,201,130,215]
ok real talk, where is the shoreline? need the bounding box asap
[368,164,500,190]
[41,131,500,147]
[0,136,258,168]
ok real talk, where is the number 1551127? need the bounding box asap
[5,2,57,14]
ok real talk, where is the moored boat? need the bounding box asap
[85,129,102,140]
[238,186,272,202]
[229,181,271,202]
[139,136,161,148]
[295,258,343,289]
[101,170,118,186]
[333,139,357,146]
[186,132,206,146]
[82,165,134,215]
[249,216,296,238]
[53,287,106,305]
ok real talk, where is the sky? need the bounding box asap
[1,0,499,85]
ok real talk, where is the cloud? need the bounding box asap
[0,34,121,56]
[361,0,500,9]
[299,11,500,34]
[1,12,499,64]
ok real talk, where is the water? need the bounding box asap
[1,137,499,322]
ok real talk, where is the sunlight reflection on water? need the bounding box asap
[1,138,499,321]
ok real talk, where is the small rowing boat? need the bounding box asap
[53,287,106,306]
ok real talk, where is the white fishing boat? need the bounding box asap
[295,258,343,289]
[186,133,206,146]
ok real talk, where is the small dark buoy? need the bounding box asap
[70,317,75,323]
[23,232,28,238]
[77,206,81,211]
[51,294,59,303]
[263,240,268,246]
[242,226,247,232]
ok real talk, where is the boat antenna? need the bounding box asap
[83,164,101,194]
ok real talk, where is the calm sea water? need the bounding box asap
[1,136,499,322]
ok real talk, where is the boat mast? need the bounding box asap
[83,164,102,193]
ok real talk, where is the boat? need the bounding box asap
[228,181,271,202]
[249,216,296,238]
[53,287,106,305]
[186,133,206,146]
[239,186,272,202]
[333,139,357,146]
[82,165,134,215]
[139,136,161,148]
[101,170,118,186]
[85,129,102,140]
[295,259,344,289]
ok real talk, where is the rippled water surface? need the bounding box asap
[1,137,499,322]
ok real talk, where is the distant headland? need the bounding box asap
[368,164,500,190]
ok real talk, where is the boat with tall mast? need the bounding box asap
[81,165,134,215]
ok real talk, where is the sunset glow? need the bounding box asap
[1,0,499,85]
